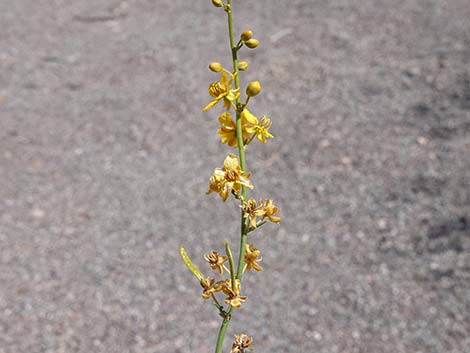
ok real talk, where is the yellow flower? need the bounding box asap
[253,116,273,143]
[231,334,253,353]
[203,70,240,111]
[222,279,247,308]
[200,278,224,299]
[226,292,247,308]
[240,108,259,129]
[207,154,253,201]
[204,250,228,275]
[245,243,263,271]
[241,109,273,144]
[262,199,281,224]
[242,198,281,227]
[217,112,253,148]
[220,278,240,295]
[207,169,227,197]
[242,199,265,229]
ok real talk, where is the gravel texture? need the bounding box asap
[1,1,470,352]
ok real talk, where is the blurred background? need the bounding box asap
[1,0,469,352]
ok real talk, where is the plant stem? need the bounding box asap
[215,309,232,353]
[225,242,236,291]
[211,293,225,314]
[214,2,249,352]
[226,2,248,283]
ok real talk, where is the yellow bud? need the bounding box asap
[240,30,253,42]
[246,81,261,97]
[211,0,223,7]
[245,38,259,49]
[238,61,249,71]
[209,62,223,72]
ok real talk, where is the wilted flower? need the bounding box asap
[242,199,265,229]
[245,243,263,271]
[231,334,253,353]
[200,278,224,299]
[204,250,228,275]
[226,292,246,308]
[243,199,280,228]
[222,279,247,308]
[208,154,253,201]
[262,199,281,224]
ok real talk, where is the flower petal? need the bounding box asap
[203,98,220,111]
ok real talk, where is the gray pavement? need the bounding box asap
[1,0,470,352]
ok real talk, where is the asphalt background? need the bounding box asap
[1,0,470,352]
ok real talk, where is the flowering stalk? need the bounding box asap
[181,1,281,353]
[227,1,250,284]
[215,3,248,352]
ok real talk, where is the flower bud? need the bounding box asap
[240,30,253,42]
[246,81,261,97]
[209,62,223,72]
[238,61,249,71]
[245,38,259,49]
[211,0,224,7]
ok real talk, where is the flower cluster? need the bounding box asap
[204,62,274,148]
[200,262,247,308]
[217,108,273,148]
[242,198,281,230]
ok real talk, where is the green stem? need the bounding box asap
[247,220,268,234]
[236,217,248,280]
[214,2,249,353]
[214,314,231,353]
[225,242,236,291]
[211,293,223,312]
[215,302,233,353]
[227,2,248,283]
